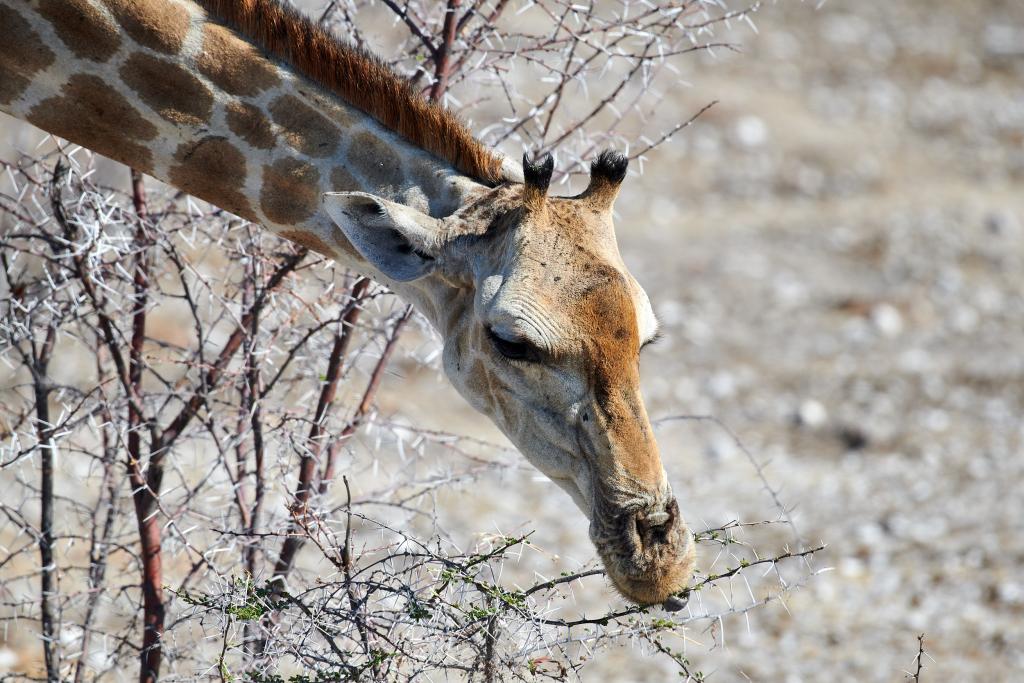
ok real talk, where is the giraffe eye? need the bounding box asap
[486,327,541,363]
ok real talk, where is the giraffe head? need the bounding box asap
[323,151,693,606]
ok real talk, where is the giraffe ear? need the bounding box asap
[322,192,443,282]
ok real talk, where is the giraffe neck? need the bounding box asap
[0,0,493,307]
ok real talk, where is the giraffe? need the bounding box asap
[0,0,695,607]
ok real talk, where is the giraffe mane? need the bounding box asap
[198,0,505,186]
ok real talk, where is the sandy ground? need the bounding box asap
[2,0,1023,680]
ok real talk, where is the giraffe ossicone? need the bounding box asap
[0,0,694,607]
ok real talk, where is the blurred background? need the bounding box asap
[2,0,1023,680]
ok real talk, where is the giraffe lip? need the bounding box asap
[662,594,689,612]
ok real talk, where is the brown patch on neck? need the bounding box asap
[101,0,191,55]
[330,166,359,192]
[226,101,275,150]
[348,131,403,190]
[168,137,255,221]
[260,158,320,225]
[27,74,157,173]
[197,0,504,185]
[38,0,121,63]
[196,22,281,97]
[268,94,341,158]
[121,52,214,127]
[0,6,55,105]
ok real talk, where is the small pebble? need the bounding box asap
[796,399,829,428]
[871,303,903,337]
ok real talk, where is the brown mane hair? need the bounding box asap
[198,0,505,185]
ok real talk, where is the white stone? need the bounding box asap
[0,649,17,672]
[797,399,828,428]
[708,371,736,398]
[871,303,903,337]
[734,115,768,147]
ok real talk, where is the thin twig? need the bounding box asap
[910,633,926,682]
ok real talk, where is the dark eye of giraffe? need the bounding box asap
[486,327,542,363]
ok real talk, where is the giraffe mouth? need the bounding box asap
[588,490,696,606]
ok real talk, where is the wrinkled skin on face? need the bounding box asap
[324,153,694,606]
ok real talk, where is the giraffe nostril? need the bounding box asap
[634,501,679,547]
[646,511,670,527]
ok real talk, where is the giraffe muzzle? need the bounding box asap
[589,495,696,607]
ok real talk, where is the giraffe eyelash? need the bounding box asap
[487,327,543,363]
[640,330,663,351]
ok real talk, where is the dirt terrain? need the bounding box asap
[2,0,1022,680]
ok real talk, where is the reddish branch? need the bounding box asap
[232,306,255,532]
[130,168,148,220]
[320,304,414,495]
[339,475,374,673]
[340,306,414,437]
[272,278,371,582]
[130,471,164,683]
[245,368,265,575]
[123,169,164,683]
[445,0,509,82]
[235,274,261,655]
[272,303,412,587]
[428,0,461,102]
